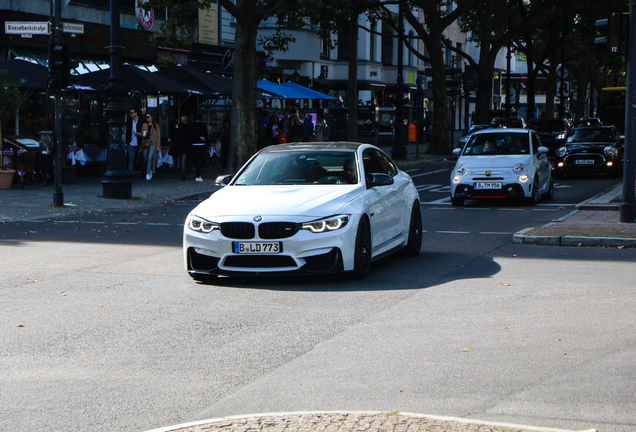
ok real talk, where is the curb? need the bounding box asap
[142,411,588,432]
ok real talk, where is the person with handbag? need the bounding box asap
[140,112,161,181]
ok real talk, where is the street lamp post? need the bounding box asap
[101,0,132,199]
[392,1,407,160]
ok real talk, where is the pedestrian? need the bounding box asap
[269,115,280,145]
[280,110,291,135]
[219,117,231,173]
[314,114,325,142]
[174,114,190,181]
[290,114,303,142]
[140,112,161,181]
[189,113,209,182]
[299,109,314,142]
[125,107,143,175]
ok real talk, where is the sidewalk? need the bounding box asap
[513,181,636,247]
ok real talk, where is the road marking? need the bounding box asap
[430,207,456,210]
[498,208,524,211]
[146,223,171,226]
[113,222,139,225]
[436,230,470,234]
[532,208,562,211]
[479,231,513,235]
[82,221,107,224]
[409,168,451,178]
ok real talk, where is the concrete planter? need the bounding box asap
[0,168,15,189]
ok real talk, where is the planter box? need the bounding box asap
[0,168,16,189]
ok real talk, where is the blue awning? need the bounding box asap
[256,79,310,99]
[280,82,338,100]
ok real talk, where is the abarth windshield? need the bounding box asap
[463,133,530,156]
[234,151,359,185]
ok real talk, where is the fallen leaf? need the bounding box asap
[577,243,583,247]
[100,304,104,307]
[504,327,509,329]
[559,206,565,210]
[586,215,590,219]
[463,348,468,352]
[501,283,510,286]
[16,324,23,327]
[512,254,517,257]
[617,245,625,249]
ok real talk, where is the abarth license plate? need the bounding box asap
[575,159,594,165]
[474,182,502,190]
[233,242,282,254]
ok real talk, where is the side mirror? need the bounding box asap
[536,146,549,155]
[214,174,233,186]
[366,173,394,188]
[452,148,462,156]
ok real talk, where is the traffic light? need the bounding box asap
[48,43,69,91]
[595,13,629,55]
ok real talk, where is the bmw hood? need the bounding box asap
[192,185,362,218]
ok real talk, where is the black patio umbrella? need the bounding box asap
[0,59,48,89]
[156,65,235,98]
[73,64,209,95]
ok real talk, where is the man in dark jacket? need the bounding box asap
[125,107,143,174]
[299,109,314,142]
[189,113,209,182]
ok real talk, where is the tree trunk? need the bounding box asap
[230,8,259,170]
[524,34,536,121]
[473,57,495,125]
[346,7,359,142]
[426,45,450,154]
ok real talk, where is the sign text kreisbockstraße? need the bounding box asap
[5,22,50,34]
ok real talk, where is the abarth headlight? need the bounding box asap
[187,216,219,233]
[452,175,462,184]
[456,164,466,175]
[513,164,525,175]
[604,146,618,157]
[556,147,567,157]
[302,215,350,233]
[518,174,529,183]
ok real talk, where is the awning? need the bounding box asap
[280,81,337,100]
[73,64,208,95]
[156,65,234,98]
[0,59,48,89]
[256,79,308,99]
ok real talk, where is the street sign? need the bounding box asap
[4,21,50,35]
[557,81,570,98]
[63,22,84,34]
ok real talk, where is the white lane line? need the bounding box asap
[114,222,140,225]
[82,221,107,224]
[532,208,562,211]
[498,208,524,211]
[463,208,490,211]
[53,220,78,223]
[422,198,451,204]
[436,230,470,234]
[479,232,513,235]
[409,168,451,178]
[430,207,456,210]
[146,223,171,226]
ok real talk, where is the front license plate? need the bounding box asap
[474,182,502,190]
[233,242,282,254]
[575,159,595,165]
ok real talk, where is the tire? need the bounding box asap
[352,216,372,279]
[451,196,464,206]
[542,174,554,200]
[402,202,422,257]
[525,177,539,206]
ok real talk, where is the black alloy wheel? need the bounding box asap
[403,202,423,257]
[352,216,371,279]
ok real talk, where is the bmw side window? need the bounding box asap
[362,150,382,175]
[375,150,398,177]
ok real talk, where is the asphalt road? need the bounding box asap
[1,163,634,432]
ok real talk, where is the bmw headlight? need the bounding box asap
[604,146,618,157]
[187,216,219,233]
[456,164,466,175]
[302,215,350,233]
[513,164,525,175]
[556,147,567,157]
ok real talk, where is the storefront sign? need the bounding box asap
[63,22,84,34]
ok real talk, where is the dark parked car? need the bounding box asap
[491,117,526,129]
[571,118,602,128]
[526,118,570,157]
[554,126,623,178]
